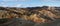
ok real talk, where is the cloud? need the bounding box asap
[0,2,7,7]
[3,0,60,2]
[0,4,8,7]
[0,0,25,7]
[0,2,23,7]
[0,2,5,5]
[2,0,30,2]
[43,0,60,2]
[11,4,23,7]
[4,4,22,7]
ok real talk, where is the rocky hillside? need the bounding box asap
[0,6,60,26]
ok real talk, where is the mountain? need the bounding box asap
[0,6,60,26]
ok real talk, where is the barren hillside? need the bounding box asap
[0,6,60,26]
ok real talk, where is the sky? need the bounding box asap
[0,0,60,7]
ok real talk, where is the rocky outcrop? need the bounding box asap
[0,6,60,26]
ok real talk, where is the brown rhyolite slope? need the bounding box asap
[0,7,60,24]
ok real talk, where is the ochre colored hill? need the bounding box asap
[0,7,60,24]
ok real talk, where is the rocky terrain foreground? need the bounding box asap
[0,6,60,26]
